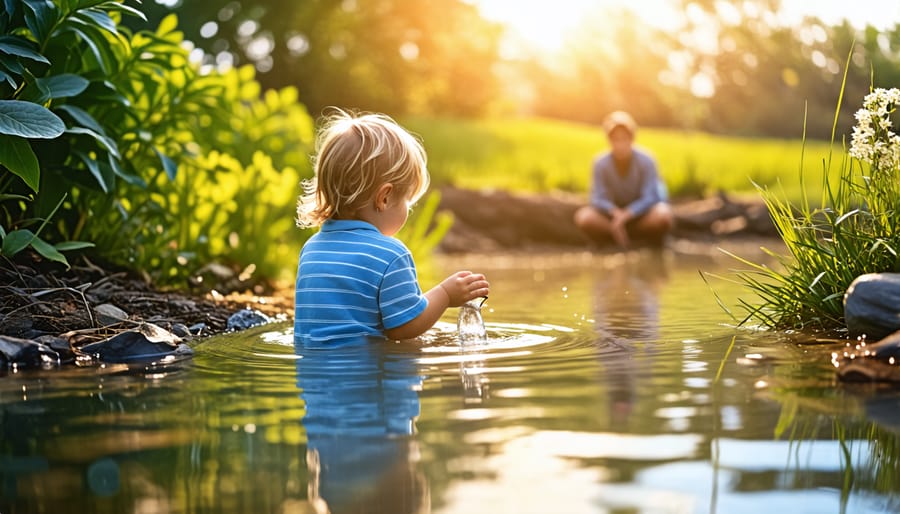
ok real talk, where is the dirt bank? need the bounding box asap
[436,186,775,253]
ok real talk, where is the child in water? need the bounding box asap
[294,109,490,345]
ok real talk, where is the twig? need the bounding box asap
[8,286,97,327]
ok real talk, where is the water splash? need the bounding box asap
[458,297,488,344]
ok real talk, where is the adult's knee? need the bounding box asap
[573,206,595,230]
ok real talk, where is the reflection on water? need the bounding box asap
[1,248,898,513]
[296,342,429,513]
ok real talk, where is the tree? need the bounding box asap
[136,0,504,117]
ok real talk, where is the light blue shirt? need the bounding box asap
[590,147,667,217]
[294,219,428,346]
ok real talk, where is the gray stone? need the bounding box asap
[0,335,60,368]
[94,303,128,326]
[844,273,900,340]
[226,308,273,331]
[170,323,191,338]
[78,323,191,364]
[35,335,74,363]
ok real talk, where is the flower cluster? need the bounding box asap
[849,87,900,172]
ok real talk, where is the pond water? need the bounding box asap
[2,244,899,514]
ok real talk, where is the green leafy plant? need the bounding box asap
[1,1,315,283]
[0,0,139,265]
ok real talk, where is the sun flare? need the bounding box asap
[472,0,899,56]
[472,0,680,53]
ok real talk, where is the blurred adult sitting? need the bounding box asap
[574,110,674,248]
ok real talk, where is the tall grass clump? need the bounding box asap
[729,86,900,331]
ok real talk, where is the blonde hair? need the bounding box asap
[296,109,430,228]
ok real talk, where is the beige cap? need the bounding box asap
[603,110,637,135]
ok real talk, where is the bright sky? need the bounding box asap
[472,0,900,52]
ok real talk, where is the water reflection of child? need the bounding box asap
[294,109,489,346]
[296,343,430,513]
[574,111,674,248]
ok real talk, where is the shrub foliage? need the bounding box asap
[0,1,315,283]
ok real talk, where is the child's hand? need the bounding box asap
[439,271,490,307]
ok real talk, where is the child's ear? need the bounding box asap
[374,183,393,211]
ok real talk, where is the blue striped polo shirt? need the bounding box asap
[294,219,428,346]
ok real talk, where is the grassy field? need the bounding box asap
[402,116,842,203]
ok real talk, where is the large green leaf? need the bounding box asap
[22,0,58,44]
[37,73,90,99]
[0,36,50,63]
[28,234,68,266]
[56,104,104,133]
[0,53,24,75]
[0,134,40,191]
[0,100,66,138]
[75,9,116,35]
[1,228,35,256]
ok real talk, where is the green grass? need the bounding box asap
[403,116,839,202]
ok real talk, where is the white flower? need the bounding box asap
[849,88,900,171]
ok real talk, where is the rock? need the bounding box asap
[77,323,192,364]
[35,335,74,363]
[844,273,900,340]
[94,303,128,326]
[188,323,207,336]
[226,308,273,331]
[834,329,900,382]
[0,335,61,368]
[170,323,191,338]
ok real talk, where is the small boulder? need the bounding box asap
[78,323,192,364]
[170,323,192,338]
[844,273,900,340]
[0,335,60,368]
[226,308,273,331]
[94,303,128,326]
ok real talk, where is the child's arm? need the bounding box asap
[385,271,489,340]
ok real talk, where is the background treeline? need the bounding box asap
[136,0,900,139]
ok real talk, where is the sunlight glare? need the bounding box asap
[473,0,899,57]
[473,0,681,54]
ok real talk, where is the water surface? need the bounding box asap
[1,245,898,514]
